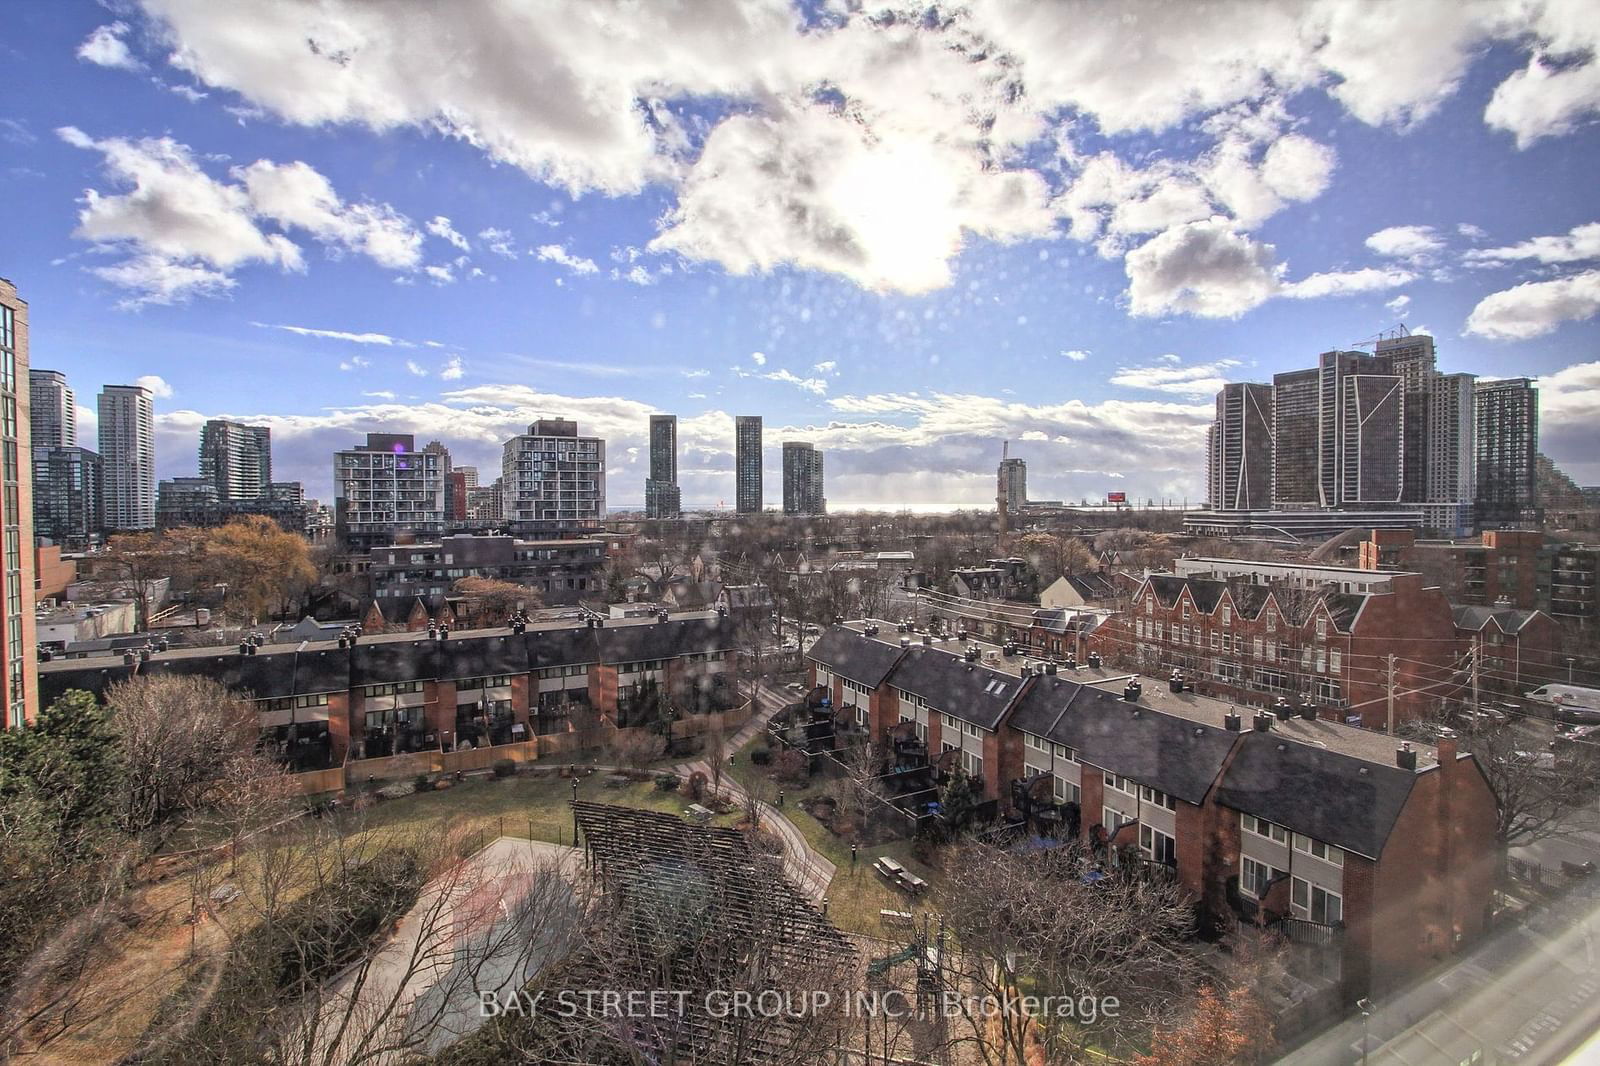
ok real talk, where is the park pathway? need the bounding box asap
[670,683,838,902]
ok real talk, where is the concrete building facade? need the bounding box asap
[1474,378,1540,528]
[645,414,681,519]
[334,433,447,551]
[501,419,605,537]
[782,440,825,516]
[198,419,272,502]
[1,280,39,726]
[1207,382,1274,511]
[28,368,74,449]
[97,384,155,531]
[735,415,762,513]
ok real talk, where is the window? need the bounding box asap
[1221,604,1231,625]
[1266,610,1277,633]
[1054,776,1081,805]
[1025,733,1048,752]
[1315,617,1328,640]
[1140,824,1176,865]
[1104,772,1136,796]
[943,712,960,730]
[1240,856,1281,899]
[1103,805,1134,831]
[1242,813,1288,844]
[1052,743,1076,762]
[1140,785,1177,811]
[1330,650,1342,673]
[1181,600,1191,619]
[1293,834,1344,866]
[961,748,983,782]
[1291,878,1343,924]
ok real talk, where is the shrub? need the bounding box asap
[655,772,681,792]
[683,770,708,802]
[492,759,516,778]
[412,774,434,793]
[774,749,809,787]
[750,748,772,766]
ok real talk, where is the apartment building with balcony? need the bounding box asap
[805,621,1498,999]
[334,433,447,551]
[39,610,735,766]
[501,419,605,537]
[368,532,606,611]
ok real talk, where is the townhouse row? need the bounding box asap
[39,611,738,766]
[807,621,1499,998]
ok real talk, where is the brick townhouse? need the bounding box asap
[38,611,736,767]
[1124,567,1465,730]
[807,622,1499,998]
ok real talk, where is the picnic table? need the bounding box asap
[872,856,926,896]
[685,803,714,825]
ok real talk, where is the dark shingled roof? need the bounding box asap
[594,615,735,663]
[438,633,530,680]
[1065,573,1116,600]
[294,649,350,694]
[526,626,601,669]
[883,645,1024,730]
[38,662,135,705]
[1212,732,1418,859]
[351,641,440,686]
[1141,574,1366,632]
[1453,604,1541,634]
[1014,678,1239,805]
[138,651,296,699]
[806,625,907,689]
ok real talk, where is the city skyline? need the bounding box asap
[2,2,1598,508]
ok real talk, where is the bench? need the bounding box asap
[874,856,906,876]
[879,909,915,928]
[901,873,929,895]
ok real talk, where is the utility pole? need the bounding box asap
[1386,653,1397,736]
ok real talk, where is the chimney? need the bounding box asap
[1044,662,1057,676]
[1122,680,1140,703]
[922,634,932,647]
[139,649,151,663]
[1273,697,1293,722]
[239,642,250,655]
[1299,703,1318,722]
[1252,711,1271,732]
[900,636,912,648]
[1396,743,1418,771]
[1224,711,1242,731]
[1087,652,1102,668]
[123,651,136,665]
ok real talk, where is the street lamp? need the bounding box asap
[1357,997,1373,1066]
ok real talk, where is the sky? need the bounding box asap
[2,0,1598,510]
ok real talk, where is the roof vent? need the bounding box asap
[922,634,932,647]
[1396,743,1418,771]
[1019,663,1031,677]
[1087,652,1102,669]
[957,629,969,641]
[1299,703,1318,722]
[864,624,879,637]
[1224,711,1242,732]
[139,649,151,663]
[1044,662,1058,676]
[1273,698,1293,722]
[900,636,912,648]
[239,642,250,655]
[1252,711,1272,732]
[123,651,135,665]
[657,610,669,624]
[1122,680,1141,703]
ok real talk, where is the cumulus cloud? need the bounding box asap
[439,355,464,380]
[1365,225,1444,259]
[1464,221,1600,265]
[534,244,598,275]
[1464,270,1600,339]
[425,215,470,251]
[1536,359,1600,483]
[1280,266,1416,299]
[134,374,173,398]
[101,0,1598,301]
[478,227,518,259]
[78,23,141,70]
[1061,349,1090,362]
[338,355,371,371]
[749,352,767,367]
[1386,294,1412,313]
[1124,219,1281,318]
[59,127,424,304]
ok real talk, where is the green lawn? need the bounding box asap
[347,768,740,849]
[729,756,943,937]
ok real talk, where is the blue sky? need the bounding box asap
[3,0,1598,508]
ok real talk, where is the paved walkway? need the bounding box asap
[670,684,838,902]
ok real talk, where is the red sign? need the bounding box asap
[1107,491,1127,504]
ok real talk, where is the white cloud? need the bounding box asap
[1281,266,1415,299]
[439,356,464,380]
[59,127,427,304]
[1484,1,1600,148]
[78,23,141,71]
[1110,359,1242,397]
[813,360,837,375]
[116,0,1599,300]
[254,321,413,346]
[1458,222,1488,240]
[477,227,518,259]
[423,263,455,284]
[134,374,173,398]
[425,215,470,251]
[338,355,371,371]
[362,390,397,400]
[1464,221,1600,265]
[236,160,422,269]
[1124,219,1281,318]
[764,368,827,396]
[1061,349,1089,362]
[1365,225,1444,259]
[1536,359,1600,484]
[750,352,767,366]
[405,359,428,376]
[1386,294,1411,313]
[534,244,598,275]
[1464,270,1600,340]
[681,369,710,379]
